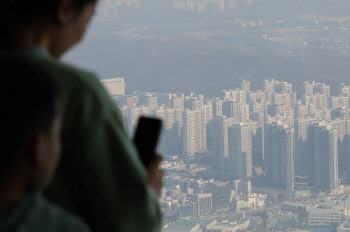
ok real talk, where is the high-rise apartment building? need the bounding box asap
[222,101,249,123]
[222,89,246,105]
[228,123,252,179]
[303,81,314,97]
[331,96,349,109]
[272,92,296,110]
[208,117,234,179]
[264,79,275,103]
[185,98,204,111]
[274,81,292,94]
[250,100,265,116]
[263,80,290,104]
[331,107,349,121]
[296,101,309,119]
[171,95,185,127]
[101,77,125,95]
[295,117,315,143]
[303,81,330,106]
[340,83,350,96]
[250,117,264,165]
[310,125,339,192]
[202,104,213,125]
[304,93,328,110]
[212,98,223,118]
[265,123,295,191]
[126,105,151,134]
[171,95,185,111]
[196,193,212,217]
[233,179,252,194]
[241,80,250,92]
[248,91,266,103]
[155,106,176,130]
[328,119,347,141]
[183,109,207,157]
[314,83,331,100]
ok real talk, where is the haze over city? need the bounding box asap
[66,0,350,95]
[67,1,350,231]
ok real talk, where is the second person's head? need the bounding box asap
[2,0,98,58]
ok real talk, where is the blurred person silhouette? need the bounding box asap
[0,0,163,231]
[0,56,91,231]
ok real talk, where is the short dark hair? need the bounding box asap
[5,0,97,23]
[0,0,98,51]
[0,55,60,174]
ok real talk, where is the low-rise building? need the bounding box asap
[308,206,344,226]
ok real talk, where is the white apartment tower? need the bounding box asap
[101,77,125,95]
[222,101,250,123]
[196,194,212,217]
[183,109,207,157]
[241,80,250,92]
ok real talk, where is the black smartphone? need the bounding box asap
[133,116,163,167]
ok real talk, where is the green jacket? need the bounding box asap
[0,192,91,232]
[21,49,161,232]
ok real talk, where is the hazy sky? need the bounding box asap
[65,0,350,95]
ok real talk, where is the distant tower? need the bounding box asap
[264,79,275,103]
[241,80,251,92]
[265,123,295,191]
[303,81,314,97]
[183,109,207,157]
[228,123,252,179]
[168,201,172,212]
[196,194,212,217]
[222,101,249,123]
[301,42,304,61]
[208,117,234,179]
[273,125,294,191]
[310,125,339,192]
[101,77,126,95]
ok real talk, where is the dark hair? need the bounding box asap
[0,0,97,51]
[5,0,97,23]
[0,55,60,174]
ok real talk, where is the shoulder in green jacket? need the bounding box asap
[0,192,91,232]
[21,53,161,232]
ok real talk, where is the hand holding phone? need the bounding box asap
[147,154,164,197]
[133,116,163,167]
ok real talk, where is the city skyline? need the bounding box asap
[104,76,350,231]
[62,1,350,230]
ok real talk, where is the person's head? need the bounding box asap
[0,56,61,191]
[1,0,98,58]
